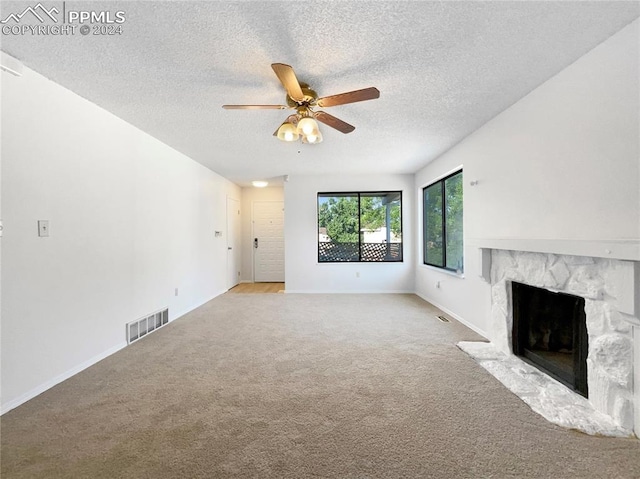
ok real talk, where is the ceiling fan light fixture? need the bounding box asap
[223,63,379,143]
[296,117,319,136]
[302,131,323,144]
[276,122,299,142]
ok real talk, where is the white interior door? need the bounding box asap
[253,201,285,282]
[226,197,241,289]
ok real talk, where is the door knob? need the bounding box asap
[254,238,259,248]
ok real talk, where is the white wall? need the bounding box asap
[285,174,414,293]
[415,20,640,337]
[1,61,240,413]
[240,186,284,282]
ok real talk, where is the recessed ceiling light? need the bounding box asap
[252,180,268,188]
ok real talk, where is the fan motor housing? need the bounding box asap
[286,82,318,108]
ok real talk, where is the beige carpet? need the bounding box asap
[2,294,639,478]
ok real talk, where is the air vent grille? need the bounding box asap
[127,308,169,344]
[436,315,450,323]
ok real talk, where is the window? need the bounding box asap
[423,170,463,272]
[318,191,402,262]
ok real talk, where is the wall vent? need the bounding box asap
[127,308,169,344]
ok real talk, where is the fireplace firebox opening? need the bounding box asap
[512,282,588,397]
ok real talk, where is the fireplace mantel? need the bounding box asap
[471,238,640,262]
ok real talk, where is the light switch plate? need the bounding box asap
[38,220,49,237]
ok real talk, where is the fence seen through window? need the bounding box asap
[317,191,402,263]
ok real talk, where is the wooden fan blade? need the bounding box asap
[314,111,355,134]
[222,104,288,110]
[316,87,380,108]
[271,63,305,102]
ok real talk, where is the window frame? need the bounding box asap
[317,190,403,263]
[422,170,463,273]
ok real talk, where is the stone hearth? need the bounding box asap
[458,340,629,436]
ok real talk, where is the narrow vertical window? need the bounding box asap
[423,182,444,267]
[423,171,463,273]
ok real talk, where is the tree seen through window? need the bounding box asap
[317,192,402,262]
[423,171,463,272]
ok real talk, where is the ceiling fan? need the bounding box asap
[222,63,380,144]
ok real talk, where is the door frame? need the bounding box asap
[226,196,241,290]
[251,200,285,283]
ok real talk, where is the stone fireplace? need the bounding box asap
[485,249,637,432]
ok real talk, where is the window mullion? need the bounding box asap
[357,193,362,262]
[423,188,428,264]
[441,180,446,268]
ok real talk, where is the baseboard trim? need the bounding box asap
[171,290,227,320]
[284,290,415,294]
[414,291,489,339]
[1,288,229,416]
[1,341,127,415]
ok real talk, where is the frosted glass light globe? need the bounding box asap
[297,117,318,136]
[276,122,299,142]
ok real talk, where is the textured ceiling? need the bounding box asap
[2,1,639,186]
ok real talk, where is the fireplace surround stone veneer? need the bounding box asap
[486,249,638,431]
